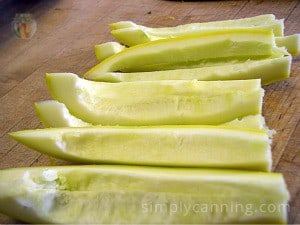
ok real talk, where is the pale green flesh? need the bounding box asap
[35,100,268,131]
[87,56,291,85]
[222,115,267,130]
[110,14,284,46]
[110,14,278,31]
[94,42,126,62]
[85,30,277,75]
[0,166,289,223]
[46,73,263,126]
[110,21,137,30]
[34,100,90,128]
[9,125,271,171]
[275,34,300,56]
[97,37,297,63]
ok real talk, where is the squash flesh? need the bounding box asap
[9,125,271,171]
[0,166,289,223]
[85,30,277,75]
[275,34,300,56]
[94,42,126,61]
[87,55,291,85]
[47,73,264,126]
[110,15,284,46]
[35,100,268,130]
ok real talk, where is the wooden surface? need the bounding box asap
[0,0,299,223]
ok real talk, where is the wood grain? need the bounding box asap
[0,0,299,223]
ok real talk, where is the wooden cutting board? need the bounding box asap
[0,0,299,223]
